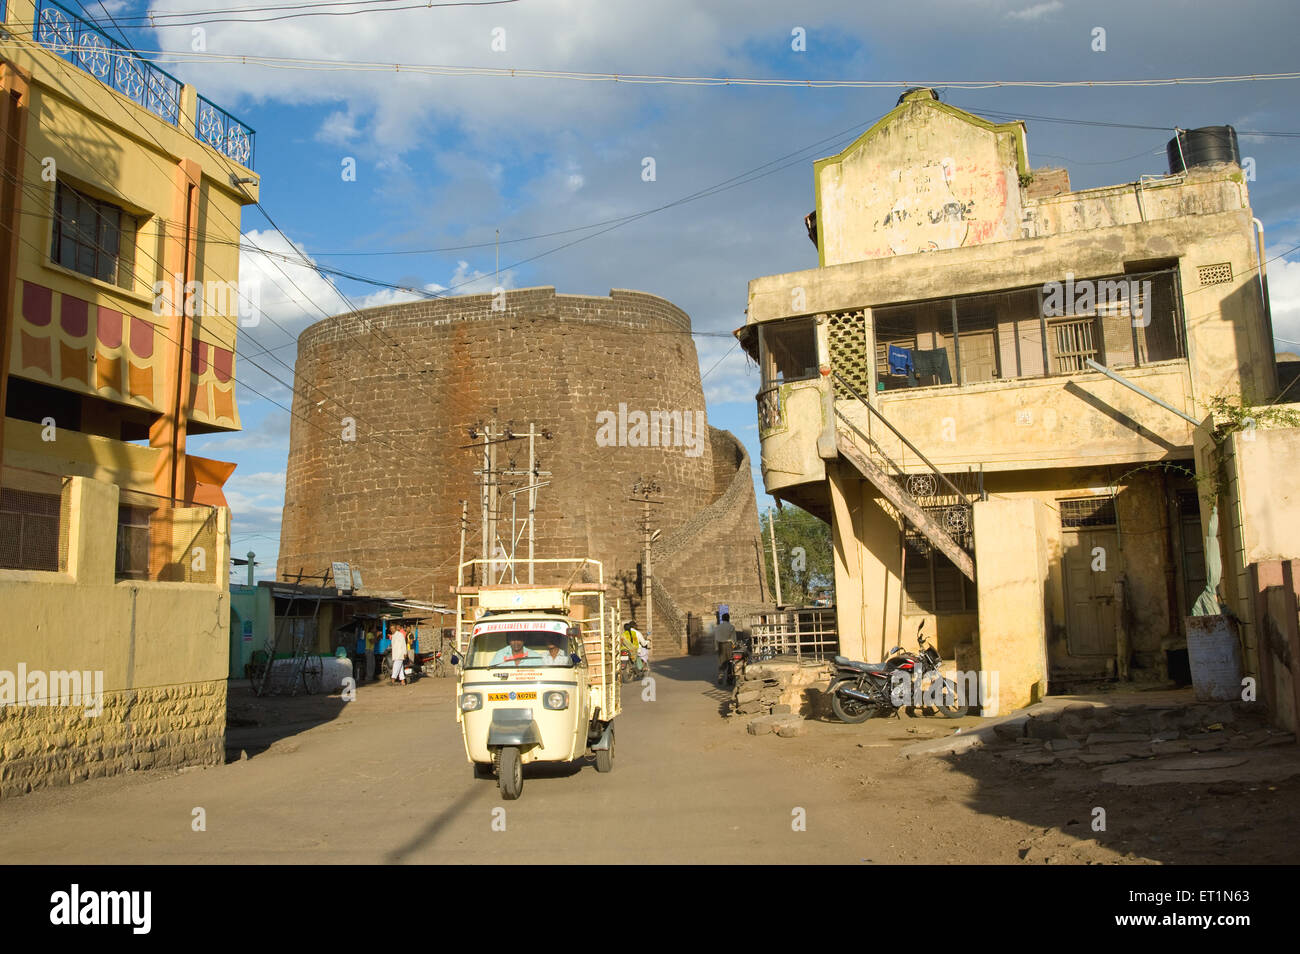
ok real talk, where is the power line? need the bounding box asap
[10,36,1300,89]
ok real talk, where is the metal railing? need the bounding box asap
[35,0,183,125]
[833,371,975,508]
[747,607,838,661]
[196,94,256,168]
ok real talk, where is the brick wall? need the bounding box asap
[279,288,763,628]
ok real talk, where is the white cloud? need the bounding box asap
[1268,255,1300,354]
[1005,1,1064,21]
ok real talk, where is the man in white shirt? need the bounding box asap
[390,626,409,684]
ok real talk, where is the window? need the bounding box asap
[761,319,818,385]
[903,538,975,615]
[50,181,137,290]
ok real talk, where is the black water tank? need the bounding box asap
[1166,125,1240,174]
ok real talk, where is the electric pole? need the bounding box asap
[768,507,783,606]
[629,476,663,641]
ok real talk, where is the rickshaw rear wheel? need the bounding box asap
[594,726,614,773]
[498,746,523,800]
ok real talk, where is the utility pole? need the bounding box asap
[768,507,783,606]
[629,477,663,641]
[468,422,551,584]
[457,499,468,581]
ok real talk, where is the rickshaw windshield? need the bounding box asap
[467,632,574,669]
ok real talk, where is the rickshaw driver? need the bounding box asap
[490,635,543,667]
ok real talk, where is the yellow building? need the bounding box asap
[738,89,1287,715]
[0,0,256,796]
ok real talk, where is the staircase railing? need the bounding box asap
[831,372,975,508]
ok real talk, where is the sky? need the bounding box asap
[74,0,1300,583]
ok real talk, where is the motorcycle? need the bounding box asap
[618,649,638,683]
[828,621,968,722]
[719,638,749,687]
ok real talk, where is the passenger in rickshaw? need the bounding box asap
[541,638,570,666]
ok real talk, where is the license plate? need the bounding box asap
[488,691,537,701]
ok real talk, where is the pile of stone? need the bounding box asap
[729,669,789,718]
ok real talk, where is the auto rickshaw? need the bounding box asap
[452,558,621,800]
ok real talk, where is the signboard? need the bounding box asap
[351,567,363,591]
[332,562,352,592]
[241,620,253,642]
[472,619,569,637]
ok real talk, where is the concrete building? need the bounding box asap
[0,0,256,797]
[738,89,1286,714]
[277,287,768,654]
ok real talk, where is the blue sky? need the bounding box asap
[76,0,1300,582]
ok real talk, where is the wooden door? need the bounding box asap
[1061,527,1119,657]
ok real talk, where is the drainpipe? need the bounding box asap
[1253,218,1277,386]
[1084,359,1200,426]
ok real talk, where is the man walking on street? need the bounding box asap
[391,625,409,685]
[714,612,736,685]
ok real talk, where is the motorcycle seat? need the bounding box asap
[833,656,893,673]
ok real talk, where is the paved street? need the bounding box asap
[2,655,1299,864]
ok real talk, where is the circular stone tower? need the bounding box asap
[278,287,766,650]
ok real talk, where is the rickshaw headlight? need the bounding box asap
[459,692,482,712]
[543,690,569,710]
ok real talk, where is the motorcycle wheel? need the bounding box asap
[924,675,969,719]
[829,679,876,724]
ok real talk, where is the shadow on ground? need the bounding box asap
[224,680,351,761]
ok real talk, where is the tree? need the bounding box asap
[761,505,834,606]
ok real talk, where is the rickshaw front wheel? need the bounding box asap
[497,746,523,800]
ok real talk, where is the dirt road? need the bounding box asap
[1,656,1297,864]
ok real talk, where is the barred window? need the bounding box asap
[50,181,137,290]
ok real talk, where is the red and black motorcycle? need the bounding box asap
[828,621,967,722]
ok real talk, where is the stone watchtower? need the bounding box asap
[278,287,767,652]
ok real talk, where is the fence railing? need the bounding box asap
[32,0,256,169]
[35,0,182,125]
[196,94,256,168]
[747,606,838,661]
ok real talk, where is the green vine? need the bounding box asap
[1204,393,1300,444]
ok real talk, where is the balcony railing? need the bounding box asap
[33,0,255,169]
[196,95,255,168]
[36,0,182,124]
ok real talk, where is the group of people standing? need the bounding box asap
[352,622,415,686]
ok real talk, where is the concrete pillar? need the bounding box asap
[860,496,904,663]
[828,461,865,660]
[64,476,119,585]
[973,496,1050,714]
[828,462,904,662]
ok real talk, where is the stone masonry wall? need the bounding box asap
[0,680,226,799]
[652,428,768,653]
[279,288,763,628]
